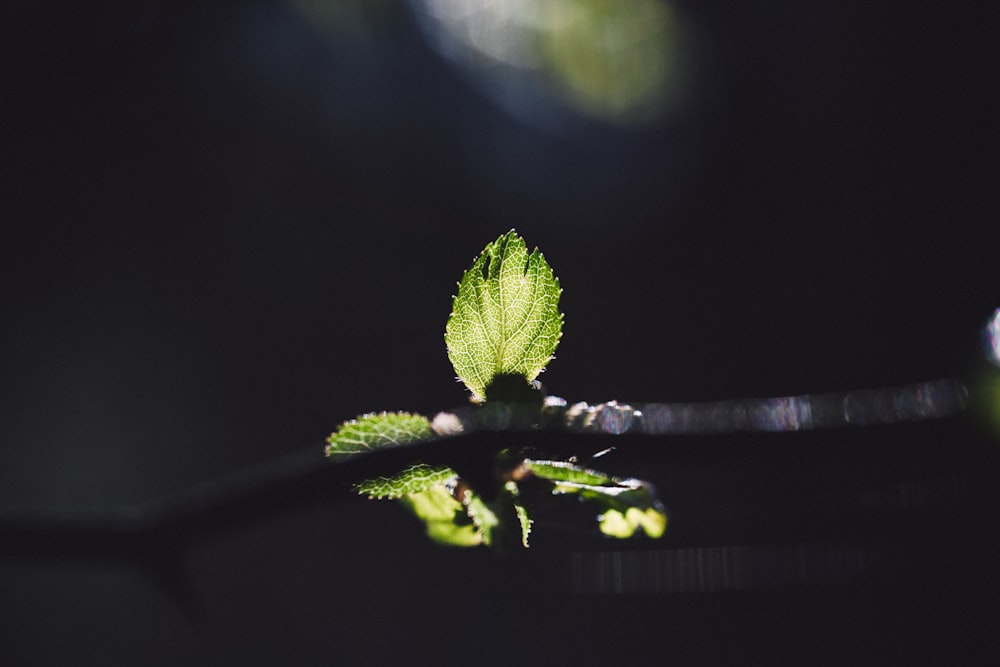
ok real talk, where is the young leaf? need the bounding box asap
[599,507,668,539]
[324,412,433,459]
[527,459,667,539]
[445,230,563,402]
[523,459,620,486]
[462,490,500,547]
[354,463,457,499]
[398,482,503,548]
[507,481,533,548]
[400,485,484,547]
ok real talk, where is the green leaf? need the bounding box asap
[324,412,433,460]
[463,490,500,547]
[524,459,620,486]
[599,507,667,539]
[445,230,564,402]
[398,481,502,548]
[527,458,667,539]
[354,463,457,499]
[400,485,483,547]
[507,481,533,548]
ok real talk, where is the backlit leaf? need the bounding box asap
[400,485,483,547]
[354,462,457,499]
[324,412,433,459]
[528,458,667,539]
[445,230,563,402]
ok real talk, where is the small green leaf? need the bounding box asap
[507,481,533,548]
[524,459,619,486]
[599,507,667,539]
[527,458,667,540]
[354,463,457,499]
[324,412,433,459]
[399,482,503,548]
[445,230,563,402]
[400,485,483,547]
[463,490,500,547]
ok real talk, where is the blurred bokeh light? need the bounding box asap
[979,308,1000,435]
[289,0,392,35]
[409,0,694,128]
[984,308,1000,367]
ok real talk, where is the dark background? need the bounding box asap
[1,1,997,664]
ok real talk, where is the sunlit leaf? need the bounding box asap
[400,485,483,547]
[599,507,667,539]
[524,459,619,486]
[354,462,457,499]
[508,481,533,548]
[528,458,667,539]
[463,489,500,547]
[445,230,563,402]
[324,412,433,459]
[398,481,502,548]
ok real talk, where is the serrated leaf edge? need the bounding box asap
[353,463,458,500]
[324,411,433,458]
[444,229,564,401]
